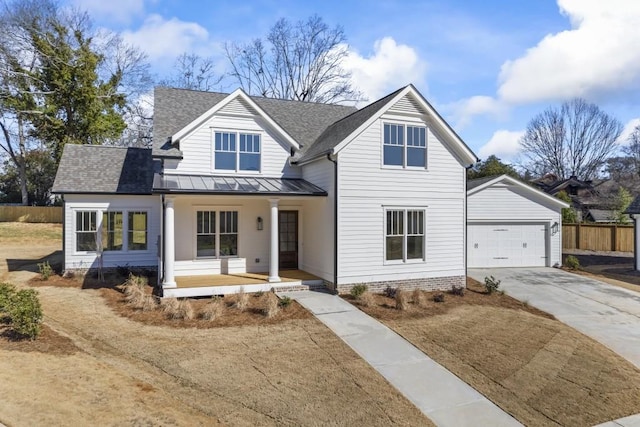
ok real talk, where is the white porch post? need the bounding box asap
[634,214,640,271]
[163,196,176,288]
[268,198,281,282]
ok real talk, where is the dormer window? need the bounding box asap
[383,123,427,168]
[214,131,261,172]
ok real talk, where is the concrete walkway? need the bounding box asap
[468,267,640,369]
[280,290,521,427]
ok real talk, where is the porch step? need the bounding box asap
[162,279,326,298]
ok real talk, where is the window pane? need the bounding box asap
[220,234,238,256]
[197,235,215,257]
[386,236,403,260]
[407,147,426,167]
[407,236,424,259]
[215,132,222,150]
[215,152,236,170]
[384,145,403,166]
[240,153,260,171]
[77,233,96,252]
[102,211,123,251]
[128,212,147,251]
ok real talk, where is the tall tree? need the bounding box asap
[519,98,622,180]
[0,148,56,205]
[225,15,362,103]
[621,124,640,177]
[160,52,222,91]
[555,190,578,223]
[467,155,520,180]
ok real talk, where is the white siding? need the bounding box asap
[301,159,335,282]
[336,111,466,285]
[387,94,422,115]
[63,195,161,270]
[165,107,300,178]
[467,183,563,266]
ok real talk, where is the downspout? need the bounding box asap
[327,152,338,293]
[61,194,66,273]
[464,164,473,286]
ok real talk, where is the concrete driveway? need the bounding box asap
[468,267,640,369]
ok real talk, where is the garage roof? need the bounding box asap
[468,174,569,209]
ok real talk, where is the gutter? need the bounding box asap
[61,195,66,273]
[327,152,339,293]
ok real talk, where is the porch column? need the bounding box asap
[163,196,176,288]
[634,214,640,271]
[268,198,281,282]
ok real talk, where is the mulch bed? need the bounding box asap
[0,321,78,355]
[345,277,554,321]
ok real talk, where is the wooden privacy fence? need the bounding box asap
[563,223,634,252]
[0,206,63,223]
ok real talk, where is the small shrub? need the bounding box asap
[450,285,465,296]
[254,290,264,298]
[484,276,501,294]
[0,283,16,314]
[263,292,280,318]
[37,261,53,281]
[433,292,445,303]
[169,299,194,320]
[9,289,43,339]
[359,291,375,307]
[200,297,224,321]
[412,289,427,307]
[383,286,397,299]
[395,289,409,311]
[350,284,368,299]
[278,295,292,308]
[234,288,249,311]
[565,255,581,270]
[160,297,180,314]
[140,294,157,312]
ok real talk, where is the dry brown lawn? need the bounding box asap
[0,222,432,426]
[351,280,640,427]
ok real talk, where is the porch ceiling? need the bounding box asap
[153,174,327,196]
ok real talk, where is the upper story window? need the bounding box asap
[383,123,427,168]
[214,131,261,172]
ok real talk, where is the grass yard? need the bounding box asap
[0,221,432,426]
[349,280,640,427]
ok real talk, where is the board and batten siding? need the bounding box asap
[300,159,335,282]
[163,100,300,178]
[467,183,563,266]
[336,108,467,285]
[63,194,161,270]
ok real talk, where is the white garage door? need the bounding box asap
[468,223,547,268]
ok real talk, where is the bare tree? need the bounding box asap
[159,52,222,91]
[519,98,623,180]
[622,124,640,177]
[225,15,362,103]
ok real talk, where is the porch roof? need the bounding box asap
[152,174,327,196]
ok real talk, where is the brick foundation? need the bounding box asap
[333,275,465,295]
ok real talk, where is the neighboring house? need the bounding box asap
[531,174,622,222]
[467,175,568,268]
[52,84,478,297]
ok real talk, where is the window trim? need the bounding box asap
[381,121,428,170]
[193,207,241,259]
[383,207,426,264]
[212,128,262,173]
[72,208,151,255]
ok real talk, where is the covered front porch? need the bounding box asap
[154,174,334,297]
[165,270,325,298]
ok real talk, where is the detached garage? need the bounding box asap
[467,175,569,268]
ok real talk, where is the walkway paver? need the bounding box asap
[280,290,521,427]
[468,267,640,369]
[594,413,640,427]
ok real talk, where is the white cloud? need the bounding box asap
[498,0,640,104]
[73,0,145,24]
[448,95,507,128]
[617,117,640,144]
[478,130,525,161]
[121,14,210,63]
[342,37,427,105]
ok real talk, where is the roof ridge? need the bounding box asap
[67,144,149,151]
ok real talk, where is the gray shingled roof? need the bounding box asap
[626,195,640,214]
[294,87,405,163]
[153,86,357,158]
[52,145,155,194]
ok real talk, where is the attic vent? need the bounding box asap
[388,94,422,115]
[219,97,258,116]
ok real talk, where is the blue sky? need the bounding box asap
[71,0,640,164]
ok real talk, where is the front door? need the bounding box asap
[278,211,298,269]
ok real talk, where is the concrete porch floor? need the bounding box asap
[175,269,321,288]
